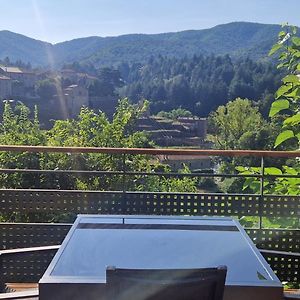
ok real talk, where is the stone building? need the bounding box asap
[63,85,89,117]
[158,155,213,171]
[0,66,36,88]
[0,75,12,99]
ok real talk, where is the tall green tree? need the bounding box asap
[209,98,277,150]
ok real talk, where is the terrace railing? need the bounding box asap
[0,145,299,289]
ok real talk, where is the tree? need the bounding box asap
[89,68,124,97]
[35,79,57,100]
[0,99,198,213]
[120,54,281,117]
[209,98,277,150]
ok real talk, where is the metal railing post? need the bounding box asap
[259,156,265,229]
[0,253,5,293]
[122,153,127,214]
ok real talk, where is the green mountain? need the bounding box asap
[0,30,52,66]
[0,22,282,67]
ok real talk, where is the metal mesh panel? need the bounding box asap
[1,250,57,283]
[0,190,261,216]
[0,189,299,284]
[261,252,300,283]
[0,190,124,214]
[0,190,298,218]
[123,193,261,216]
[263,195,300,217]
[0,223,71,250]
[246,229,300,253]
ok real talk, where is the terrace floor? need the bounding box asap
[1,286,300,300]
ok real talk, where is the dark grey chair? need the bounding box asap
[106,266,227,300]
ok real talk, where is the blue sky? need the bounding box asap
[1,0,300,43]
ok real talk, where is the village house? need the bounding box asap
[0,75,12,99]
[60,69,98,88]
[60,69,78,82]
[158,155,213,171]
[176,117,207,138]
[0,66,36,88]
[63,84,89,117]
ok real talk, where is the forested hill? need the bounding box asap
[119,55,282,117]
[0,22,282,67]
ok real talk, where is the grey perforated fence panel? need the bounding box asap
[261,252,300,283]
[0,223,71,250]
[0,190,298,217]
[1,250,57,283]
[0,189,299,284]
[262,195,300,217]
[246,229,300,253]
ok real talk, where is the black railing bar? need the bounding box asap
[0,188,299,198]
[0,188,284,197]
[0,188,298,200]
[0,145,299,158]
[0,168,299,179]
[259,157,264,229]
[0,169,125,175]
[259,249,300,257]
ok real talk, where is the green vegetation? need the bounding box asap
[156,108,193,120]
[89,67,124,97]
[35,79,57,100]
[237,25,300,196]
[209,98,278,150]
[0,99,197,221]
[120,54,281,117]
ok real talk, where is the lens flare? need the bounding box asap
[31,0,70,120]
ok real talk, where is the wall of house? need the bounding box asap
[0,79,12,99]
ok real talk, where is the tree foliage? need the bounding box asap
[238,25,300,196]
[208,98,277,150]
[157,108,193,120]
[0,99,197,195]
[268,25,300,149]
[35,79,57,100]
[119,55,281,117]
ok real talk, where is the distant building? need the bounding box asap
[63,84,89,117]
[0,75,12,99]
[177,117,207,138]
[0,66,36,88]
[60,70,98,88]
[60,69,78,82]
[77,73,98,88]
[158,155,213,171]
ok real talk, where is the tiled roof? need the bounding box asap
[0,66,23,73]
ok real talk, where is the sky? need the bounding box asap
[0,0,300,44]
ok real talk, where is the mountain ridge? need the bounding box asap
[0,22,284,67]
